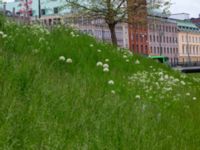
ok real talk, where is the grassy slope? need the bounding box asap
[0,19,200,149]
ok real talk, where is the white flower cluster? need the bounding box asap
[0,31,7,38]
[96,60,110,72]
[70,31,79,37]
[127,69,197,101]
[59,56,73,64]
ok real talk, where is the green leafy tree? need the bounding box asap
[65,0,171,46]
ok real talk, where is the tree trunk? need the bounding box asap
[108,23,117,46]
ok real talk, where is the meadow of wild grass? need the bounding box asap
[0,15,200,149]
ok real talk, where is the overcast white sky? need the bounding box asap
[170,0,199,17]
[3,0,200,18]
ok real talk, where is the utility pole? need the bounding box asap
[38,0,41,18]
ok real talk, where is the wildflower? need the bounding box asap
[135,60,140,64]
[108,80,114,85]
[103,64,109,68]
[180,81,186,85]
[96,61,103,67]
[126,59,130,62]
[39,37,44,42]
[90,44,94,47]
[2,34,7,38]
[193,97,197,100]
[159,77,164,81]
[103,67,109,72]
[158,72,163,76]
[66,58,73,63]
[111,90,116,94]
[135,95,141,99]
[59,56,65,61]
[105,59,109,62]
[97,49,102,53]
[174,79,179,82]
[0,31,3,35]
[123,55,127,58]
[164,75,169,79]
[186,93,190,96]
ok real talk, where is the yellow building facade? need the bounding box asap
[177,20,200,65]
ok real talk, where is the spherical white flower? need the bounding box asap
[108,80,114,85]
[90,44,94,47]
[103,64,109,68]
[59,56,65,61]
[123,55,127,58]
[105,59,109,62]
[111,90,116,94]
[0,31,4,35]
[164,75,169,80]
[126,59,130,62]
[135,60,140,64]
[103,67,109,72]
[186,93,190,96]
[135,95,141,99]
[96,61,103,67]
[2,34,7,38]
[97,49,102,53]
[66,58,73,63]
[193,97,197,100]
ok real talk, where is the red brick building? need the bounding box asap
[128,0,149,55]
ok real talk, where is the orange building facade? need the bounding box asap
[128,0,149,55]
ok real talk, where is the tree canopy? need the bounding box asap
[65,0,171,45]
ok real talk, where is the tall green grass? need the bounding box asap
[0,16,200,149]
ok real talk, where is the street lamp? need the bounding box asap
[38,0,41,18]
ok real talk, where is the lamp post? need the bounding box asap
[38,0,41,18]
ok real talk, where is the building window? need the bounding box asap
[54,7,59,14]
[150,35,152,42]
[41,9,46,15]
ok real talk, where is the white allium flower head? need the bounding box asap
[105,59,109,62]
[186,93,190,96]
[59,56,65,61]
[111,90,116,94]
[126,59,130,62]
[90,44,94,47]
[97,49,102,53]
[164,75,169,79]
[135,95,141,99]
[66,58,73,63]
[96,61,103,67]
[103,64,109,68]
[193,97,197,100]
[123,55,127,58]
[103,67,109,72]
[108,80,114,85]
[2,34,7,38]
[135,60,140,64]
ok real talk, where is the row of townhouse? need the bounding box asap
[1,0,200,66]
